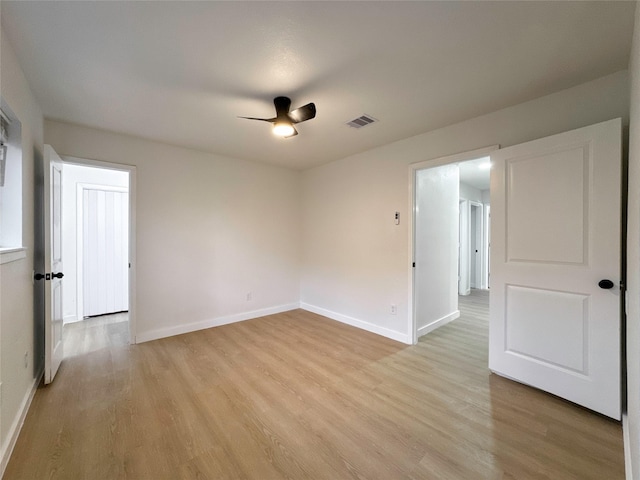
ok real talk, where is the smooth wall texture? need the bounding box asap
[301,70,629,343]
[414,164,459,336]
[0,29,44,468]
[626,4,640,479]
[45,121,301,342]
[459,182,483,203]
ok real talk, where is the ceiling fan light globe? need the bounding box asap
[273,122,295,137]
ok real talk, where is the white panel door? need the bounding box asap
[83,188,129,317]
[489,118,622,419]
[44,145,64,384]
[414,164,460,337]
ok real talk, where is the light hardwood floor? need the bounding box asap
[63,312,130,358]
[5,294,624,479]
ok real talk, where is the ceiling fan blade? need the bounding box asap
[288,103,316,124]
[238,116,276,123]
[284,125,298,138]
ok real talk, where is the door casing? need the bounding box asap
[409,145,499,344]
[62,156,138,344]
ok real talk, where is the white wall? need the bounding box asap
[301,70,629,343]
[414,165,460,337]
[459,181,482,203]
[0,28,44,472]
[61,163,129,323]
[45,121,301,343]
[626,4,640,479]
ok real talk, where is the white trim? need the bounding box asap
[624,413,633,480]
[484,204,491,290]
[136,303,299,343]
[63,314,80,324]
[468,201,484,290]
[0,371,42,478]
[60,155,138,345]
[417,310,460,338]
[300,302,411,344]
[0,247,26,264]
[408,145,499,344]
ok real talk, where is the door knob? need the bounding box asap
[598,279,614,289]
[52,272,64,279]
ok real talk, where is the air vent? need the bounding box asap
[346,114,378,129]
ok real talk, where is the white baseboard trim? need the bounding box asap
[417,310,460,338]
[300,302,410,344]
[63,314,80,325]
[135,303,300,343]
[1,371,42,478]
[623,413,633,480]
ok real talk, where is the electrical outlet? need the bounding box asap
[24,351,28,369]
[246,292,252,301]
[390,304,397,315]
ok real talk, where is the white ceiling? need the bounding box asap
[1,1,635,170]
[459,156,491,191]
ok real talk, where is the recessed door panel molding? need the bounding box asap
[505,143,589,265]
[490,118,621,420]
[505,284,588,374]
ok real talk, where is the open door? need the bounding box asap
[43,145,64,384]
[489,118,622,419]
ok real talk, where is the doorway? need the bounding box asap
[459,200,487,293]
[410,146,496,343]
[60,158,136,355]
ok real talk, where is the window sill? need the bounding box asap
[0,247,27,264]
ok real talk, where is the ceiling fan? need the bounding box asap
[239,96,316,138]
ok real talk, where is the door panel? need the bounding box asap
[490,118,621,419]
[44,145,64,384]
[83,188,129,317]
[506,146,587,264]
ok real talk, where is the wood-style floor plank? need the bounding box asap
[4,291,624,479]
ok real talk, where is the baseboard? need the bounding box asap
[417,310,460,338]
[1,371,42,478]
[623,413,633,480]
[135,303,300,343]
[299,302,411,344]
[63,314,80,324]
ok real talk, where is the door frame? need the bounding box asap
[459,198,470,295]
[469,201,484,290]
[484,205,491,290]
[408,145,499,344]
[62,156,138,344]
